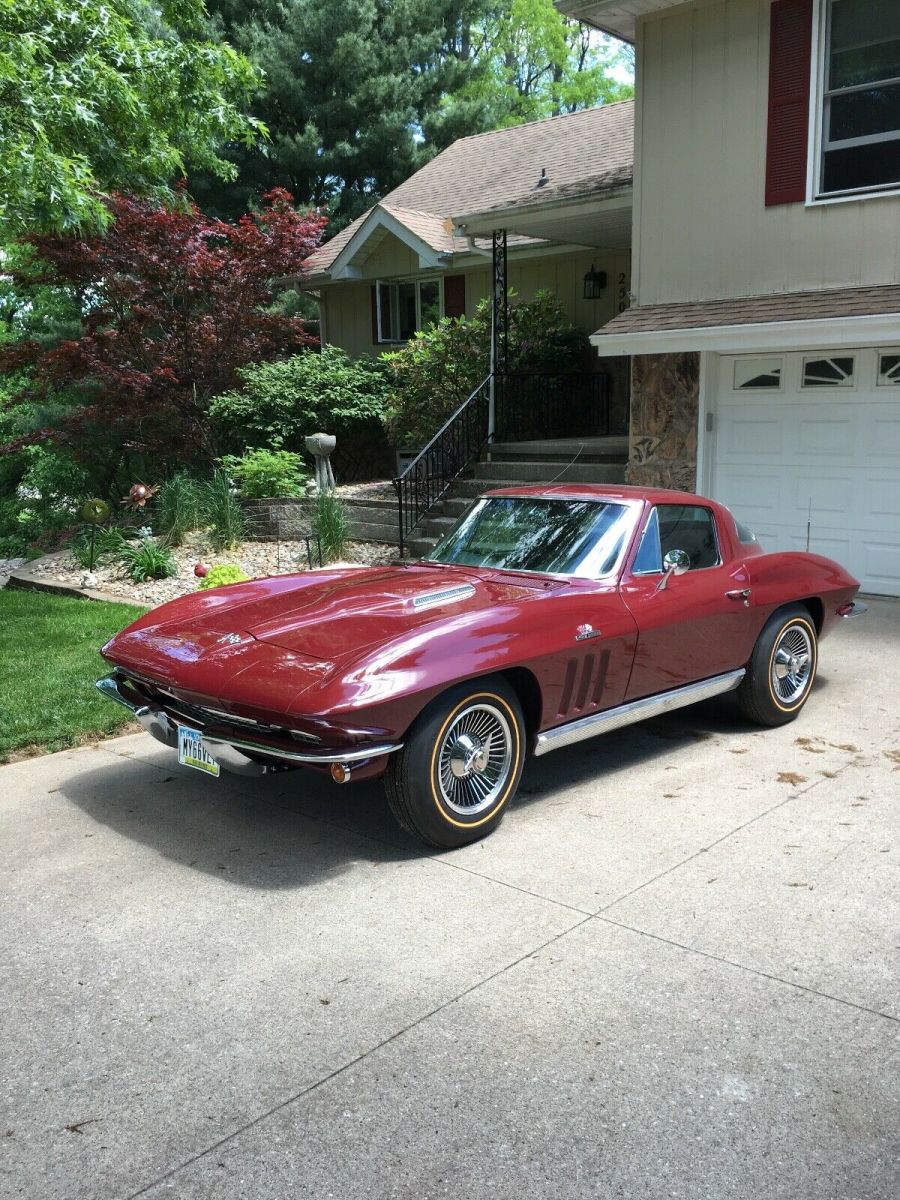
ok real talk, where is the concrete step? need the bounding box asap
[343,499,396,520]
[489,437,628,464]
[448,477,527,498]
[469,460,626,484]
[405,535,440,559]
[417,515,458,539]
[431,496,471,518]
[348,520,400,544]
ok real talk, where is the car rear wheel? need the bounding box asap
[385,678,526,848]
[737,604,818,727]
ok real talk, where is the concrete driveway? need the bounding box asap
[2,600,898,1200]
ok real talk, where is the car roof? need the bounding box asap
[483,483,715,506]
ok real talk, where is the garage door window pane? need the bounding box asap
[878,353,900,385]
[802,356,855,386]
[734,359,782,389]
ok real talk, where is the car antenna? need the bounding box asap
[547,443,585,484]
[806,497,811,552]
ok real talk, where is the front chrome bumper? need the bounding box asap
[96,674,402,777]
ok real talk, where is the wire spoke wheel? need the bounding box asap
[770,623,814,705]
[436,702,514,817]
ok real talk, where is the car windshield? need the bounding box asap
[426,497,634,577]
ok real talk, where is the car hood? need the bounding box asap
[240,563,556,657]
[103,563,559,684]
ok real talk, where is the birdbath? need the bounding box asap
[305,433,336,494]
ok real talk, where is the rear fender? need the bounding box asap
[746,552,858,639]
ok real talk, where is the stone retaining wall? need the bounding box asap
[241,499,315,542]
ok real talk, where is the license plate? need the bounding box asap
[177,726,220,778]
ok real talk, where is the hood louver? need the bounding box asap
[411,584,476,611]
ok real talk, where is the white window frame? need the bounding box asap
[800,352,858,388]
[876,347,900,385]
[808,0,900,205]
[375,276,443,344]
[732,356,785,392]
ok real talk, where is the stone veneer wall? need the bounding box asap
[625,352,700,491]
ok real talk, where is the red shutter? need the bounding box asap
[443,274,466,319]
[765,0,814,206]
[370,285,379,343]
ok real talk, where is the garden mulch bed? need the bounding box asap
[23,532,397,608]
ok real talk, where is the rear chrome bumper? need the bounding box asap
[837,600,868,618]
[96,674,402,776]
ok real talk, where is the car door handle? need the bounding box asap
[726,588,752,606]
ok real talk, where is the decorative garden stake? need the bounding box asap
[79,498,111,572]
[304,433,336,494]
[123,483,159,510]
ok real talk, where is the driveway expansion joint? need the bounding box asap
[593,739,867,920]
[593,914,900,1025]
[122,913,592,1200]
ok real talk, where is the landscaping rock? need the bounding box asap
[13,535,396,608]
[0,558,26,589]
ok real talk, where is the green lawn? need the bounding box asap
[0,589,147,762]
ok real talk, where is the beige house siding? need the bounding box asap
[634,0,900,306]
[319,247,632,363]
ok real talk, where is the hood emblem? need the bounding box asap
[575,624,602,642]
[218,632,243,646]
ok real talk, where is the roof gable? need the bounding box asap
[304,101,634,280]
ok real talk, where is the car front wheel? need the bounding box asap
[385,678,526,848]
[737,604,818,727]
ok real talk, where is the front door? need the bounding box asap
[620,503,754,701]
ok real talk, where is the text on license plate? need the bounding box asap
[177,726,220,777]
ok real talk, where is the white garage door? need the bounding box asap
[710,349,900,596]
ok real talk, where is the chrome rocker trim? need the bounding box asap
[96,675,402,774]
[534,669,746,757]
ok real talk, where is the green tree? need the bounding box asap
[195,0,478,226]
[0,0,264,236]
[439,0,633,131]
[195,0,632,225]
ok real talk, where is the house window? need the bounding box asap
[375,278,442,343]
[817,0,900,197]
[801,355,855,386]
[734,358,783,389]
[877,352,900,384]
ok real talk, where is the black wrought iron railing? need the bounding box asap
[394,375,491,554]
[494,371,613,442]
[393,371,620,553]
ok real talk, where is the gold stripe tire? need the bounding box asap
[385,677,526,849]
[737,605,818,727]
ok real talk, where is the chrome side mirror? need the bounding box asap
[656,548,691,591]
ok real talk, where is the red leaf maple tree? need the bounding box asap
[1,189,326,472]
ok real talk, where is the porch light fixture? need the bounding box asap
[583,264,606,299]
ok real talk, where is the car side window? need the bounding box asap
[657,505,720,570]
[632,508,662,574]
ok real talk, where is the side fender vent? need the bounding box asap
[558,649,611,717]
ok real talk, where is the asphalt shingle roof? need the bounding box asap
[596,284,900,336]
[305,101,634,277]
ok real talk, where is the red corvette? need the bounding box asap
[98,485,864,848]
